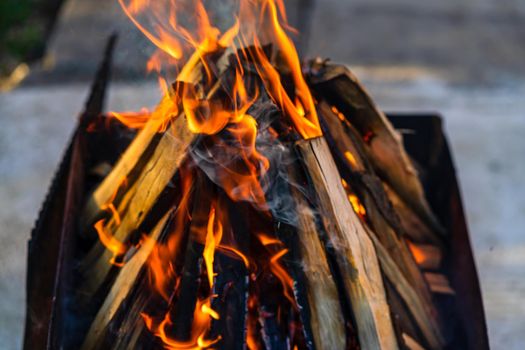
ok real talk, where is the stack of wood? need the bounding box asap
[69,46,454,350]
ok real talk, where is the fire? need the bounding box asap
[147,165,194,301]
[344,151,358,168]
[99,176,128,225]
[269,248,295,305]
[217,244,250,268]
[142,204,223,349]
[108,110,151,129]
[331,105,345,121]
[341,179,367,220]
[114,0,321,138]
[203,205,223,289]
[141,298,221,350]
[406,241,439,269]
[93,219,127,266]
[94,0,321,347]
[257,233,296,305]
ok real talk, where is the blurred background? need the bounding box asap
[1,0,524,348]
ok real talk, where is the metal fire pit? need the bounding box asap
[23,39,489,349]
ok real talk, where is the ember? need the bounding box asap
[24,0,488,349]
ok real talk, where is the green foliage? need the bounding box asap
[0,0,44,60]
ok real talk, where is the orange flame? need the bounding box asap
[113,0,321,138]
[93,219,127,266]
[246,294,260,350]
[147,166,194,301]
[203,205,223,289]
[407,241,438,268]
[331,105,345,122]
[109,110,151,129]
[109,1,321,346]
[142,204,223,349]
[269,248,295,305]
[341,179,367,220]
[218,245,250,268]
[142,298,221,350]
[344,151,358,169]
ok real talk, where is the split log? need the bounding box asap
[307,60,443,236]
[288,170,347,350]
[208,195,251,349]
[81,48,224,227]
[296,136,397,350]
[369,230,444,349]
[78,117,194,299]
[424,273,455,295]
[316,102,443,347]
[78,59,235,301]
[80,211,172,350]
[318,101,438,314]
[317,96,443,248]
[383,183,443,246]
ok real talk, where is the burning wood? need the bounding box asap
[24,0,472,349]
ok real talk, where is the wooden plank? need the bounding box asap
[296,136,397,350]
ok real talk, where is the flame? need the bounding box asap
[147,165,194,301]
[203,205,223,289]
[218,244,250,268]
[99,176,128,225]
[142,204,223,349]
[257,233,282,246]
[331,105,345,121]
[341,179,367,220]
[269,248,295,305]
[106,0,321,347]
[344,151,358,169]
[257,232,296,306]
[246,294,260,350]
[407,241,436,268]
[109,110,151,129]
[113,0,321,138]
[93,219,127,266]
[142,298,221,350]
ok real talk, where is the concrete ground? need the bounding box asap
[1,0,525,348]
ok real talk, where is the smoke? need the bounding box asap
[189,98,307,227]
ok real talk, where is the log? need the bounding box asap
[403,333,426,350]
[369,230,444,349]
[78,117,195,298]
[81,48,223,227]
[288,173,347,350]
[307,60,443,236]
[383,183,443,246]
[78,53,237,298]
[424,273,455,295]
[317,103,445,348]
[318,101,437,313]
[296,136,397,350]
[80,211,172,350]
